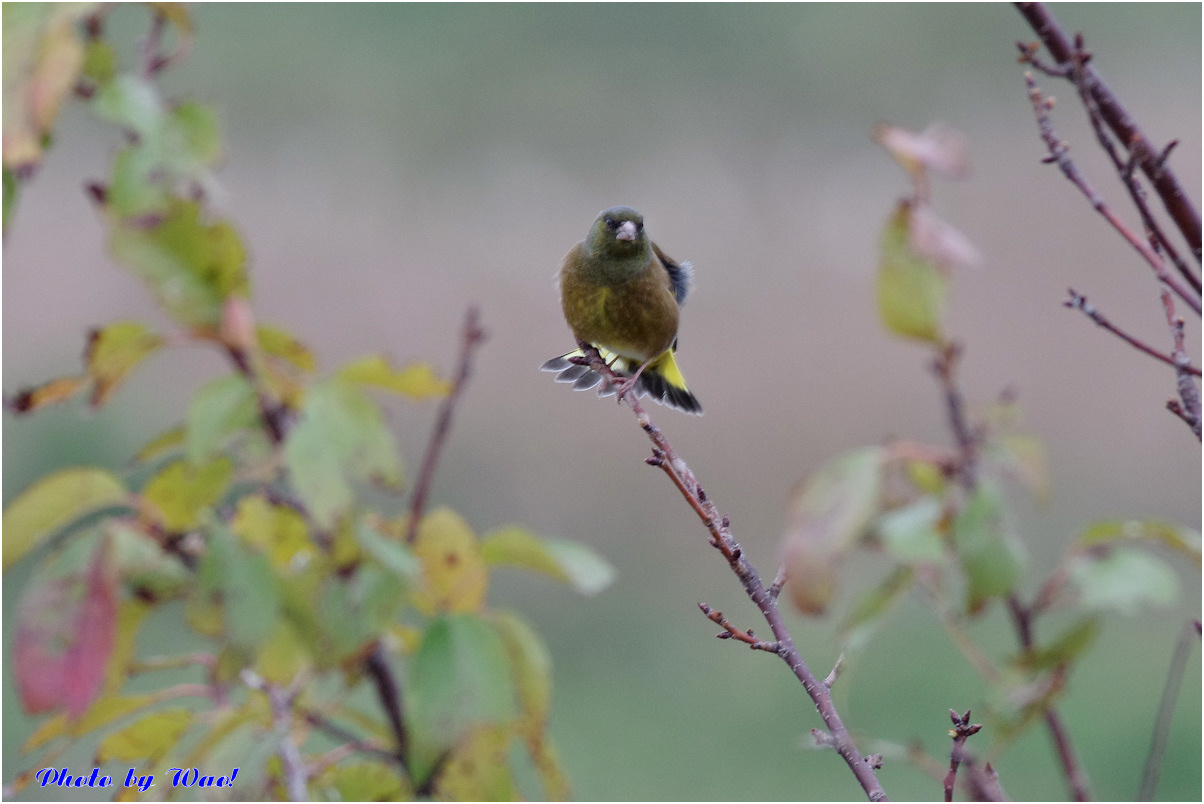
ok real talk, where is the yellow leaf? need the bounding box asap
[85,321,163,406]
[339,355,450,399]
[3,467,127,570]
[257,325,316,373]
[95,707,192,765]
[132,424,186,463]
[412,507,488,614]
[8,375,87,412]
[433,725,518,801]
[141,457,232,532]
[877,200,948,345]
[231,495,315,572]
[254,621,311,685]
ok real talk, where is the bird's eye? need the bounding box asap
[636,221,644,231]
[604,218,616,229]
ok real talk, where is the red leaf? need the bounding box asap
[15,542,118,717]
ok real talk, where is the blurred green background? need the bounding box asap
[4,3,1200,800]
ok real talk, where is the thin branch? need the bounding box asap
[576,348,887,802]
[1022,72,1200,315]
[1016,2,1202,261]
[697,602,782,653]
[932,344,980,490]
[1060,38,1199,293]
[1006,597,1092,801]
[1138,621,1199,799]
[363,645,410,772]
[937,344,1092,802]
[298,707,398,765]
[1160,291,1202,439]
[404,306,487,544]
[1064,289,1201,376]
[943,709,983,802]
[243,672,307,802]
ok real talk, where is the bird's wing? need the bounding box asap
[652,242,694,307]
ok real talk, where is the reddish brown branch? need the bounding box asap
[943,709,983,802]
[577,348,887,801]
[1016,2,1201,261]
[697,603,781,653]
[1023,73,1200,315]
[1064,290,1201,376]
[404,306,488,544]
[1160,292,1202,439]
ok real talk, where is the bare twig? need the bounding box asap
[1023,72,1200,315]
[404,306,488,544]
[1138,621,1199,799]
[932,344,980,490]
[943,709,983,802]
[1160,291,1202,439]
[1064,289,1201,376]
[577,348,887,801]
[697,602,782,653]
[1016,2,1202,261]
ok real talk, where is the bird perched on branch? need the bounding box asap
[541,206,701,414]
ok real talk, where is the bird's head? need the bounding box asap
[587,206,648,257]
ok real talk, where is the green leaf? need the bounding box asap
[254,621,311,685]
[356,520,421,579]
[877,199,948,344]
[108,199,249,329]
[141,457,233,532]
[1077,520,1201,566]
[166,101,221,168]
[132,424,187,464]
[876,498,945,563]
[840,566,915,651]
[1070,548,1179,616]
[407,613,516,784]
[339,354,451,399]
[317,761,411,802]
[85,321,163,406]
[92,74,163,139]
[987,434,1051,505]
[258,325,316,373]
[481,526,615,595]
[186,374,258,463]
[80,38,116,86]
[952,480,1025,615]
[110,522,190,601]
[284,378,403,529]
[3,167,17,233]
[3,467,126,571]
[1021,616,1100,671]
[782,447,883,612]
[490,611,552,730]
[95,707,193,765]
[205,525,280,651]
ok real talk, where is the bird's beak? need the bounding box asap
[615,221,638,241]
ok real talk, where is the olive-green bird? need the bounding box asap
[541,206,702,414]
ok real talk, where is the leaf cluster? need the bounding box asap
[4,6,613,800]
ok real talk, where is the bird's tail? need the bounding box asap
[540,347,702,415]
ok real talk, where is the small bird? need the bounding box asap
[542,206,702,414]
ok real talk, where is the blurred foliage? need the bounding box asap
[3,5,613,799]
[775,120,1200,797]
